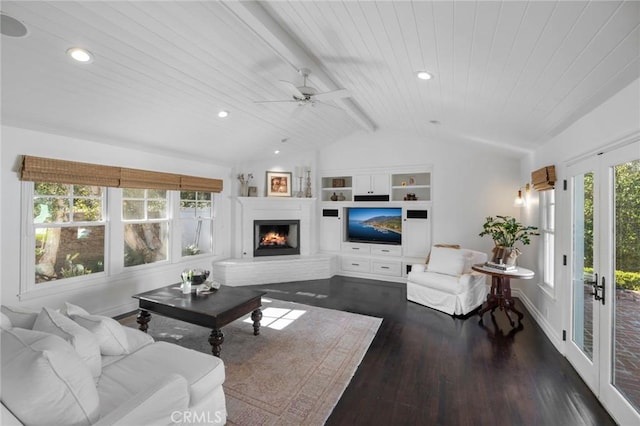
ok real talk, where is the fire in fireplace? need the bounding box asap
[254,220,300,257]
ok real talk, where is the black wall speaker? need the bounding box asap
[322,209,339,217]
[406,210,428,219]
[353,194,390,202]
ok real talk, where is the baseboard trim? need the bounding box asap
[512,288,564,354]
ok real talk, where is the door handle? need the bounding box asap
[588,273,600,300]
[589,273,606,305]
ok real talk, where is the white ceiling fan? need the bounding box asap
[255,68,350,109]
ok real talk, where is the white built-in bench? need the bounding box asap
[211,254,338,287]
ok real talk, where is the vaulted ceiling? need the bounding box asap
[2,1,639,165]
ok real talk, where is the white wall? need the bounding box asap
[317,129,525,253]
[523,78,640,350]
[0,126,232,315]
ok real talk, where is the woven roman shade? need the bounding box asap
[531,165,556,191]
[180,175,224,193]
[20,155,223,193]
[21,155,121,187]
[120,168,180,190]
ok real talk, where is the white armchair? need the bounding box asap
[407,246,488,315]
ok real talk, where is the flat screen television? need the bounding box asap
[346,207,402,245]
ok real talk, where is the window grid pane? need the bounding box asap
[180,191,214,256]
[33,182,106,284]
[541,190,555,288]
[124,222,169,267]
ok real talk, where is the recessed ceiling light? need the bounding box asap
[417,71,433,80]
[67,47,93,63]
[217,110,229,118]
[274,150,280,154]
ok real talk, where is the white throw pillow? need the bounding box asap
[1,328,100,426]
[66,302,129,356]
[33,307,102,379]
[427,246,471,276]
[1,305,39,329]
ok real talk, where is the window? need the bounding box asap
[33,183,105,284]
[540,190,555,288]
[180,191,214,256]
[20,156,223,295]
[122,188,169,267]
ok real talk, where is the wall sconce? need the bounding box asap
[514,183,530,207]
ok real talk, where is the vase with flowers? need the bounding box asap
[479,215,539,266]
[237,173,253,197]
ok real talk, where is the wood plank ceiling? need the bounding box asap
[2,1,638,165]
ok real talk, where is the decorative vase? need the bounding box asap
[330,192,338,201]
[240,182,248,197]
[337,192,345,201]
[181,280,192,294]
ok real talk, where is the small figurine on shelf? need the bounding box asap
[404,193,417,201]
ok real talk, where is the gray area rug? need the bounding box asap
[121,298,382,425]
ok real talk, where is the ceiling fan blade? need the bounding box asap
[313,88,350,101]
[254,99,299,104]
[279,80,305,99]
[315,100,344,111]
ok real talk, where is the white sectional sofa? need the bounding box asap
[407,246,488,316]
[1,303,226,426]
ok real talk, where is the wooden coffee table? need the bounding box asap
[133,284,266,357]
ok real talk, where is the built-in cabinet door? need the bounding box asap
[320,209,342,252]
[354,174,389,195]
[402,209,431,258]
[371,173,390,194]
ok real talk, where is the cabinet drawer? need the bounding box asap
[371,261,402,276]
[341,257,371,272]
[371,245,401,257]
[342,244,371,255]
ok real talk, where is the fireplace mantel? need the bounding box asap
[235,197,317,258]
[236,196,317,207]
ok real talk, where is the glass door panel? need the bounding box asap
[612,158,640,412]
[572,171,595,360]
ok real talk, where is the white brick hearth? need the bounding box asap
[212,254,338,286]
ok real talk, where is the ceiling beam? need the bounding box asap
[222,1,377,132]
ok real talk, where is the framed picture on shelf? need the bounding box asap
[248,186,258,197]
[332,178,345,188]
[266,171,292,197]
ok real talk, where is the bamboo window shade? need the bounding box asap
[531,165,556,191]
[20,155,223,193]
[180,175,223,193]
[20,155,121,187]
[120,168,180,190]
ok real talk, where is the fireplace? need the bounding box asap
[253,220,300,257]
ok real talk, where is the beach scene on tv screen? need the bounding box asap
[348,208,402,244]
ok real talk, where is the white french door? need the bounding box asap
[566,141,640,425]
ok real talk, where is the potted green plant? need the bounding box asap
[479,215,539,265]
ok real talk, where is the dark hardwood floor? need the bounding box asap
[249,275,615,426]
